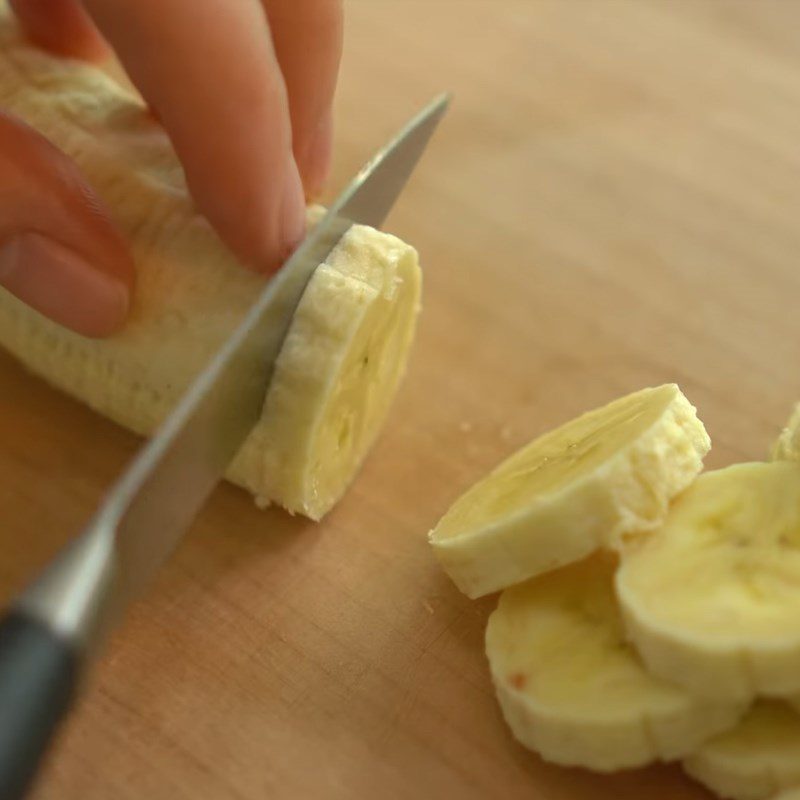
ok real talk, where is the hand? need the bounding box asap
[0,0,343,337]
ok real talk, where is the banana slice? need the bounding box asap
[429,384,709,597]
[772,404,800,462]
[683,702,800,800]
[617,461,800,701]
[485,555,743,772]
[0,13,421,519]
[244,229,421,516]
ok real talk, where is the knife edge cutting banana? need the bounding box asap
[0,16,449,796]
[0,16,425,523]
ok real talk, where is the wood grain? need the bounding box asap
[1,1,798,797]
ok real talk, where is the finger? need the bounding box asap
[9,0,108,61]
[263,0,343,198]
[81,0,306,272]
[0,112,134,337]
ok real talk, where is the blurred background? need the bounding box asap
[331,0,800,476]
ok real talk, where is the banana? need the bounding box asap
[683,702,800,800]
[617,461,800,702]
[0,11,421,519]
[429,383,709,597]
[484,554,743,772]
[772,404,800,462]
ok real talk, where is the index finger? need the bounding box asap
[82,0,306,271]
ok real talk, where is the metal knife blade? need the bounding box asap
[15,92,450,653]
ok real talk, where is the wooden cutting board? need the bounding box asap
[1,1,799,797]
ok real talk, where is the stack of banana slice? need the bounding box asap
[429,384,800,800]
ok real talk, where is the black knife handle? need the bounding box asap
[0,610,79,800]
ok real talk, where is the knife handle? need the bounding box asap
[0,610,79,800]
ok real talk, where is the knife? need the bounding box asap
[0,92,450,800]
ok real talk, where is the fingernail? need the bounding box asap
[279,160,307,262]
[299,114,333,200]
[0,232,129,337]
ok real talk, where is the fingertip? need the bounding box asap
[83,280,130,337]
[190,154,306,276]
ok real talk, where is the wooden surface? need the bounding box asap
[2,1,800,797]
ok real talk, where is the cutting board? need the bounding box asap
[1,1,799,797]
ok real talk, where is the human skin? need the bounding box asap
[0,0,343,336]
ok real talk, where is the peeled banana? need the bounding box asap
[484,554,743,771]
[683,702,800,800]
[429,384,709,597]
[617,461,800,701]
[0,12,421,519]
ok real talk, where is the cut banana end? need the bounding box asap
[243,230,421,517]
[0,13,421,520]
[429,384,709,598]
[683,702,800,800]
[771,404,800,463]
[485,555,743,772]
[617,462,800,702]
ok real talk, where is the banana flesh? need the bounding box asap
[427,381,800,794]
[430,384,709,597]
[617,462,800,702]
[0,12,421,519]
[683,702,800,800]
[485,554,743,771]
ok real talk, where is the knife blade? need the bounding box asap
[0,91,450,800]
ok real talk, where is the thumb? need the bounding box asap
[0,112,134,337]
